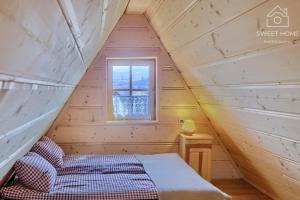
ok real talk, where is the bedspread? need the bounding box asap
[58,154,145,175]
[0,173,158,200]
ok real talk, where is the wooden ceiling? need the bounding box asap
[0,1,299,200]
[0,0,128,183]
[127,0,300,200]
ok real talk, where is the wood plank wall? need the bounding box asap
[0,0,128,183]
[47,14,239,179]
[143,0,300,199]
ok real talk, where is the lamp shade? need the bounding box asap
[182,120,196,134]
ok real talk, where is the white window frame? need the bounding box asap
[106,57,157,123]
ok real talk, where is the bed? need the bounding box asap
[60,153,231,200]
[0,153,230,200]
[0,173,157,200]
[0,137,231,200]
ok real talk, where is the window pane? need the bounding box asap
[112,66,130,89]
[112,91,150,120]
[112,90,130,96]
[132,91,149,96]
[112,90,129,118]
[132,91,150,119]
[132,66,149,89]
[108,60,155,121]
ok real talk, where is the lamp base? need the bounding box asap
[183,132,194,136]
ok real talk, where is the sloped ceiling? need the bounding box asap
[45,13,240,180]
[126,0,300,200]
[0,0,128,183]
[1,0,299,199]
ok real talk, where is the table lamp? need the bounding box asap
[181,119,196,136]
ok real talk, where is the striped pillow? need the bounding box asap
[14,152,57,192]
[31,136,64,168]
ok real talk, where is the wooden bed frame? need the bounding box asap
[0,170,15,187]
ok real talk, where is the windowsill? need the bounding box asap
[106,120,159,125]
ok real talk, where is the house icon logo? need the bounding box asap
[266,5,289,28]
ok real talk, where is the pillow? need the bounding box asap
[31,136,64,168]
[14,152,57,192]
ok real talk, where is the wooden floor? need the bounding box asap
[212,179,272,200]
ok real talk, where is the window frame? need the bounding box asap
[106,57,157,123]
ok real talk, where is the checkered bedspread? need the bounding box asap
[0,173,158,200]
[0,155,158,200]
[58,154,145,175]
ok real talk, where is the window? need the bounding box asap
[107,59,156,121]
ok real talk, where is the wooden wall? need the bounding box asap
[143,0,300,199]
[0,0,128,183]
[47,14,239,179]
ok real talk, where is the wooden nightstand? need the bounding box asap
[179,133,213,181]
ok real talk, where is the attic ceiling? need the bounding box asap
[0,0,129,183]
[1,0,300,199]
[127,0,300,200]
[126,0,153,14]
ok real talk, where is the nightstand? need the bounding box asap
[179,133,213,181]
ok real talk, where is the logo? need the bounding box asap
[266,5,289,28]
[256,5,298,44]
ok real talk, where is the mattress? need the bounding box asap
[137,153,231,200]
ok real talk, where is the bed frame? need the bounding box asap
[0,171,15,187]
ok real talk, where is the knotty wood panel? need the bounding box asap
[157,0,266,52]
[59,107,106,125]
[0,109,59,165]
[0,108,59,179]
[201,72,300,198]
[0,0,85,85]
[69,0,129,67]
[159,90,197,105]
[69,87,105,107]
[160,69,185,88]
[192,85,300,114]
[47,14,238,179]
[212,161,240,179]
[145,0,300,199]
[146,0,197,37]
[185,42,300,87]
[60,143,179,155]
[204,104,300,142]
[49,124,213,144]
[170,0,300,69]
[158,106,207,123]
[0,0,128,183]
[67,0,104,65]
[0,87,72,135]
[126,0,153,14]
